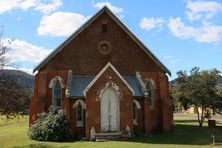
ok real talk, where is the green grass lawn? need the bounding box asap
[0,115,222,148]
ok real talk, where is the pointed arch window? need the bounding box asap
[133,102,138,125]
[133,99,141,125]
[73,100,86,127]
[53,79,62,106]
[76,102,83,126]
[146,82,155,109]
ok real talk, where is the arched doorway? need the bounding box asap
[101,86,120,132]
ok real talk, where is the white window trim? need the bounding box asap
[52,80,62,107]
[133,99,141,109]
[73,100,86,127]
[49,76,65,88]
[133,99,141,125]
[76,121,83,127]
[76,105,83,127]
[146,82,155,110]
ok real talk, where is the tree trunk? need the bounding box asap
[195,105,201,126]
[195,105,205,127]
[198,106,206,127]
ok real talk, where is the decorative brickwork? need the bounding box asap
[29,7,172,139]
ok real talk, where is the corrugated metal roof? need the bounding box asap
[70,76,94,97]
[124,76,143,97]
[70,75,143,97]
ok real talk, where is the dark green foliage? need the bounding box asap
[0,69,34,88]
[174,67,222,127]
[28,106,73,142]
[0,74,26,121]
[0,70,33,123]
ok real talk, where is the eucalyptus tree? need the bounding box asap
[176,67,221,127]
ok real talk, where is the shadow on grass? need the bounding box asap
[14,144,54,148]
[128,124,222,146]
[15,143,70,148]
[22,125,222,147]
[174,120,198,123]
[12,123,222,147]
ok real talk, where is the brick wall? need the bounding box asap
[40,12,163,76]
[85,67,133,139]
[29,10,172,138]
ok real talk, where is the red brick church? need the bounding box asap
[30,7,173,140]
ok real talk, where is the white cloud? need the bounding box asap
[168,17,222,43]
[3,38,52,63]
[0,0,35,14]
[186,0,222,21]
[140,2,222,44]
[4,66,34,75]
[139,17,165,31]
[35,0,62,14]
[168,17,199,39]
[37,12,88,37]
[0,0,62,14]
[164,55,173,60]
[93,2,123,14]
[195,25,222,43]
[19,0,37,10]
[164,55,180,64]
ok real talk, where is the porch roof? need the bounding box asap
[70,75,143,97]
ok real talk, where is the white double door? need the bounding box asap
[101,87,120,132]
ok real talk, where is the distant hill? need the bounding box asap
[169,79,178,87]
[0,69,34,89]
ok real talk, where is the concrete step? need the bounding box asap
[95,132,123,141]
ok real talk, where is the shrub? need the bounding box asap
[28,106,73,141]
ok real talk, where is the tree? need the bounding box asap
[0,26,13,69]
[214,84,222,114]
[170,84,191,112]
[176,67,221,127]
[0,26,31,123]
[0,74,27,123]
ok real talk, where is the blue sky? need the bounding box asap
[0,0,222,80]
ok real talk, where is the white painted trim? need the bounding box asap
[73,99,86,109]
[73,99,85,127]
[83,62,134,96]
[98,81,122,101]
[133,99,141,109]
[145,82,155,110]
[145,79,156,89]
[135,71,146,95]
[100,87,120,132]
[49,76,65,88]
[133,99,140,125]
[65,70,73,97]
[76,121,83,127]
[135,72,157,98]
[133,119,138,125]
[52,80,62,107]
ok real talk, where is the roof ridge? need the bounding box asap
[33,7,171,76]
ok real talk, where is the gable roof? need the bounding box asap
[33,6,171,76]
[83,62,134,96]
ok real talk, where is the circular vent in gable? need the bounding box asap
[98,41,111,55]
